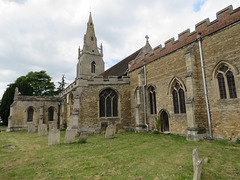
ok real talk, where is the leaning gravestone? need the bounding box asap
[192,148,203,180]
[105,125,115,139]
[38,124,47,136]
[28,124,36,133]
[48,128,60,145]
[64,129,77,144]
[78,132,88,143]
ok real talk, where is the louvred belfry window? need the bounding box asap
[99,89,118,117]
[91,61,96,73]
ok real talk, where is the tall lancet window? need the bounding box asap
[148,86,157,115]
[217,65,237,99]
[27,106,34,122]
[91,61,96,73]
[172,82,186,114]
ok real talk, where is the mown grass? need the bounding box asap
[0,128,240,180]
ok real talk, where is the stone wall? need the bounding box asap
[78,76,131,133]
[7,95,60,132]
[129,6,240,139]
[201,22,240,139]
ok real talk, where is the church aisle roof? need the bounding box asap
[100,48,142,78]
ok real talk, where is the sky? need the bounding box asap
[0,0,240,98]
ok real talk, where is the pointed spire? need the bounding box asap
[82,12,99,55]
[88,12,93,26]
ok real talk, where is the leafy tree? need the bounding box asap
[25,71,57,96]
[56,75,67,94]
[0,70,57,125]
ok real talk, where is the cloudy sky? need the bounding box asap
[0,0,239,98]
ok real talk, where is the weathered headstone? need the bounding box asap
[48,128,60,145]
[64,129,77,144]
[105,125,115,139]
[192,148,203,180]
[28,124,36,133]
[78,132,88,143]
[49,123,57,130]
[38,124,47,136]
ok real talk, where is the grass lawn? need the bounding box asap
[0,129,240,180]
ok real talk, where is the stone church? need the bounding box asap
[7,6,240,141]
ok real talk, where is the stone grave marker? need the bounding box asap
[64,129,77,144]
[78,132,88,143]
[38,124,47,136]
[28,124,36,133]
[48,128,60,145]
[105,125,115,139]
[192,148,203,180]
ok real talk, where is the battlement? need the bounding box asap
[59,80,78,97]
[59,76,130,97]
[129,5,240,71]
[86,76,129,84]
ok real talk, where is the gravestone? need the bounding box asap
[78,132,88,143]
[49,123,57,130]
[64,129,77,144]
[48,128,60,145]
[38,124,47,136]
[105,125,115,139]
[28,124,36,133]
[192,148,203,180]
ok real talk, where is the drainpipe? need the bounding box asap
[197,34,213,139]
[143,61,149,132]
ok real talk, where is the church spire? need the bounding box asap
[82,12,99,55]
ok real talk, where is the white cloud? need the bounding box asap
[0,0,239,98]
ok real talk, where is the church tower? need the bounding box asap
[76,13,104,79]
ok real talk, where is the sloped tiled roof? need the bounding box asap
[100,48,142,78]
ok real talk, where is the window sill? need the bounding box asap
[172,113,186,117]
[215,98,239,104]
[99,117,120,120]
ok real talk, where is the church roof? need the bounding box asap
[100,48,142,78]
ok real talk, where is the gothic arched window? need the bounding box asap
[217,65,237,99]
[172,82,186,114]
[99,89,118,117]
[27,106,34,122]
[91,61,96,73]
[48,107,54,121]
[148,86,157,114]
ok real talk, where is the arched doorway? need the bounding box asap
[160,110,169,132]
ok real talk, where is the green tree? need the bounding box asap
[56,75,67,94]
[25,71,57,96]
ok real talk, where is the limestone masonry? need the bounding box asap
[7,6,240,141]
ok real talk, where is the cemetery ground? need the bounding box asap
[0,126,240,180]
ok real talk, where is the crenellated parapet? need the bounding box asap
[59,76,130,97]
[129,5,240,72]
[59,80,78,97]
